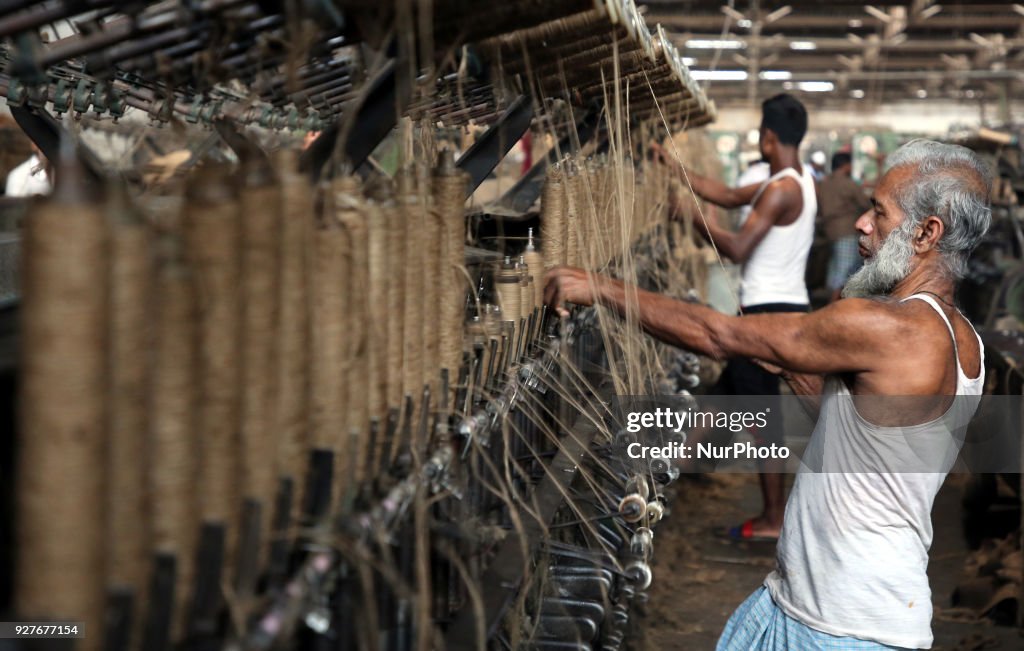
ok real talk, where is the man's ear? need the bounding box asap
[914,215,945,252]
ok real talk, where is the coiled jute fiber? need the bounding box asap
[183,164,241,530]
[433,151,469,398]
[333,175,369,445]
[310,178,348,456]
[383,185,406,411]
[16,153,108,651]
[272,149,312,487]
[399,169,425,414]
[238,157,282,516]
[364,185,390,471]
[149,226,199,641]
[105,184,154,605]
[541,165,566,268]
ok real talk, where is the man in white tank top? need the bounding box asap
[654,94,817,543]
[545,139,992,649]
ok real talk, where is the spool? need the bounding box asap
[105,184,154,604]
[400,169,425,411]
[364,188,389,438]
[618,493,647,523]
[522,227,544,308]
[433,150,469,400]
[333,175,369,470]
[495,255,521,325]
[541,165,566,268]
[181,163,241,631]
[383,185,406,410]
[646,500,665,524]
[564,166,583,267]
[272,149,312,486]
[16,148,108,651]
[182,164,241,528]
[517,255,533,322]
[310,178,349,453]
[149,227,199,641]
[238,157,282,517]
[421,170,442,399]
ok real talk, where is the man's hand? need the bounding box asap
[543,266,605,317]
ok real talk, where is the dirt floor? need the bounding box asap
[636,472,1022,651]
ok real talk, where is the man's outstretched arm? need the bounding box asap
[673,182,793,263]
[651,142,760,208]
[544,267,900,377]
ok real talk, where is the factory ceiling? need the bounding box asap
[645,1,1024,108]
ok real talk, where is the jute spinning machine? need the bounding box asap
[0,1,716,649]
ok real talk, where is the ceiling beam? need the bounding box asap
[647,12,1023,32]
[670,33,1024,54]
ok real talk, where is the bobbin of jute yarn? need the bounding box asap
[105,182,154,607]
[310,176,348,453]
[398,168,426,410]
[17,142,108,651]
[541,163,566,268]
[432,150,470,399]
[517,255,533,321]
[495,255,522,325]
[378,181,406,411]
[333,175,369,446]
[181,162,243,635]
[523,227,544,308]
[183,163,242,529]
[271,149,312,489]
[237,156,282,525]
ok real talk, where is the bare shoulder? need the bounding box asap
[808,297,923,344]
[754,176,803,222]
[759,176,802,203]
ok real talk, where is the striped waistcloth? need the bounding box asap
[716,587,912,651]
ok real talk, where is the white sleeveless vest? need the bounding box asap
[764,295,985,648]
[740,166,816,307]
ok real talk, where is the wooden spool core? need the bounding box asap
[523,249,543,309]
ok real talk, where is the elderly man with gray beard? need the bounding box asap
[544,139,991,649]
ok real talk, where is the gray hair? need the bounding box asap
[883,139,993,279]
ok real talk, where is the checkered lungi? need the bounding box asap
[716,587,910,651]
[827,235,863,292]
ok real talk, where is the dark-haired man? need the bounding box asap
[651,93,816,542]
[819,151,871,302]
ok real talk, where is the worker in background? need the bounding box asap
[545,138,989,650]
[808,149,827,181]
[5,142,52,197]
[818,151,871,302]
[651,93,816,544]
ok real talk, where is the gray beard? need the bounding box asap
[841,220,916,298]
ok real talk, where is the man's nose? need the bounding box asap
[855,211,873,235]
